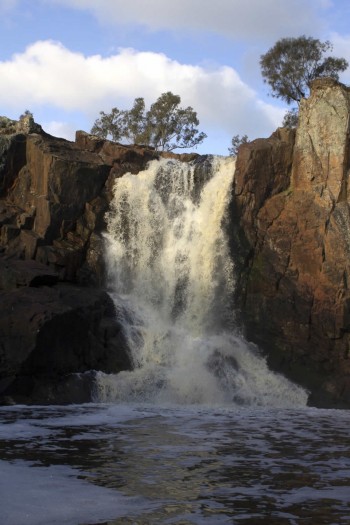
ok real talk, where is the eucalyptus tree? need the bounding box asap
[228,134,249,156]
[260,36,348,127]
[91,92,206,151]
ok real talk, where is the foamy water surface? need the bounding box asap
[1,403,350,524]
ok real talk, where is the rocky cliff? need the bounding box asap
[2,80,350,408]
[0,116,163,403]
[232,78,350,408]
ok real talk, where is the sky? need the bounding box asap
[1,0,350,154]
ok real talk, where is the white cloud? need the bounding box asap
[48,0,329,40]
[0,40,284,152]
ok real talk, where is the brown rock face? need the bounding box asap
[0,126,159,403]
[0,130,159,282]
[233,79,350,407]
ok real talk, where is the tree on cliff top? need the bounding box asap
[228,134,249,156]
[91,92,207,151]
[260,36,348,106]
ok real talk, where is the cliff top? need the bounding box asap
[0,113,43,136]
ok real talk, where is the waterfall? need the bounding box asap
[95,156,307,407]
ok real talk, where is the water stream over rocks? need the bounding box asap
[97,156,307,407]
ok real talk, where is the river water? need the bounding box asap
[1,157,349,523]
[1,403,350,524]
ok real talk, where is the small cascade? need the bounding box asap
[96,156,307,407]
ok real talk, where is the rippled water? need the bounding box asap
[1,404,350,524]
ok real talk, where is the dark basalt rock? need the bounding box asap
[0,284,131,404]
[0,259,59,289]
[0,123,158,404]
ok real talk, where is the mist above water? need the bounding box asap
[98,156,307,407]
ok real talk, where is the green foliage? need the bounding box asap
[0,116,13,129]
[91,92,207,151]
[146,92,207,151]
[282,108,299,128]
[91,107,126,142]
[124,97,148,144]
[19,109,33,120]
[260,36,348,105]
[228,134,249,156]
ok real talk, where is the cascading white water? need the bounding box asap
[96,156,308,407]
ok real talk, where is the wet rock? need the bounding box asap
[0,284,131,403]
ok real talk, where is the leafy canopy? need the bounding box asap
[260,36,348,105]
[282,108,299,128]
[228,134,249,156]
[91,92,206,151]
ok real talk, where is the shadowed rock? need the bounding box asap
[0,284,131,404]
[0,122,158,404]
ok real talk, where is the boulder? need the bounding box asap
[0,284,132,404]
[0,259,59,290]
